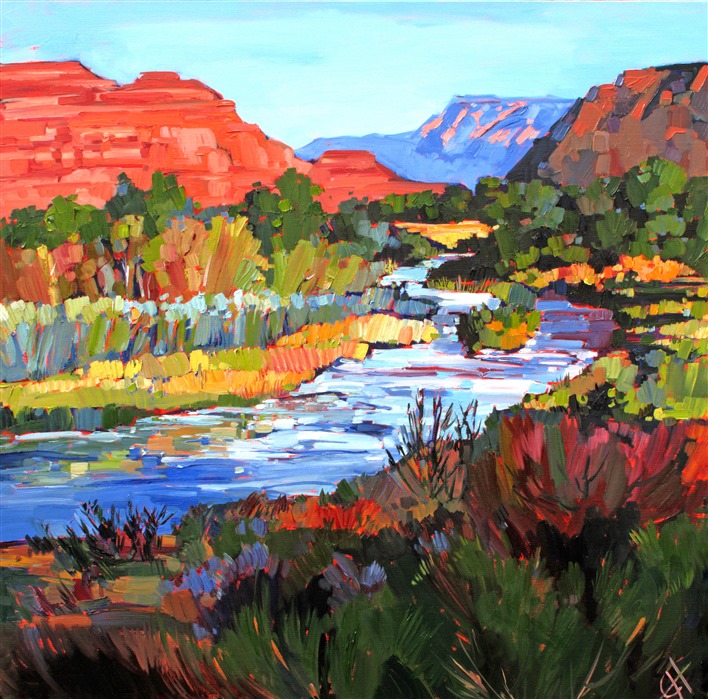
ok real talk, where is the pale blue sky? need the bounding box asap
[1,2,706,146]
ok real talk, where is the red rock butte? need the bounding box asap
[0,61,444,216]
[309,150,444,210]
[509,63,708,185]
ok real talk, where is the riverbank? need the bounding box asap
[0,313,437,431]
[2,157,706,698]
[4,272,705,697]
[0,291,606,542]
[5,260,707,696]
[2,385,705,698]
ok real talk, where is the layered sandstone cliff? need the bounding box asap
[309,150,444,210]
[508,63,708,185]
[0,61,444,215]
[298,96,574,188]
[0,61,312,213]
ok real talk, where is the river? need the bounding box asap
[0,256,614,541]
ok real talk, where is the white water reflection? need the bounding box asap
[0,257,612,540]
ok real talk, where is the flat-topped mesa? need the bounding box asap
[0,61,307,214]
[309,150,445,211]
[0,60,117,99]
[508,63,708,185]
[99,71,228,106]
[297,95,575,188]
[0,61,447,216]
[312,150,396,176]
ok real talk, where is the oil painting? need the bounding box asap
[0,1,706,696]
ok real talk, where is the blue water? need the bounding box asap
[0,259,613,541]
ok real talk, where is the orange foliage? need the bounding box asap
[275,498,394,535]
[617,254,689,283]
[680,421,708,486]
[518,255,694,292]
[277,314,436,348]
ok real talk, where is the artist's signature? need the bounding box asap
[660,658,693,698]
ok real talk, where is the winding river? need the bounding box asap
[0,257,614,541]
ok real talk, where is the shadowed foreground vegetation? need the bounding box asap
[1,157,707,697]
[1,387,706,697]
[2,320,706,697]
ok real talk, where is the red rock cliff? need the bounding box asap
[0,61,443,215]
[309,150,444,210]
[0,61,312,213]
[508,63,708,185]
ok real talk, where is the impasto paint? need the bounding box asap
[1,2,706,697]
[1,258,609,541]
[298,97,575,188]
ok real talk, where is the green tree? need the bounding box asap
[435,185,481,222]
[595,209,637,251]
[623,157,687,212]
[45,195,109,244]
[105,172,188,238]
[241,169,328,257]
[0,206,48,249]
[145,171,188,236]
[105,173,149,221]
[681,175,708,273]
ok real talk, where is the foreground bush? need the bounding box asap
[4,384,706,697]
[4,512,705,698]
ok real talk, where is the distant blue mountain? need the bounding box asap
[297,96,575,188]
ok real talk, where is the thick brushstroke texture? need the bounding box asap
[0,62,446,216]
[3,2,706,146]
[0,18,706,691]
[0,288,433,382]
[298,97,575,188]
[0,259,604,541]
[509,63,708,185]
[308,151,445,211]
[0,62,305,215]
